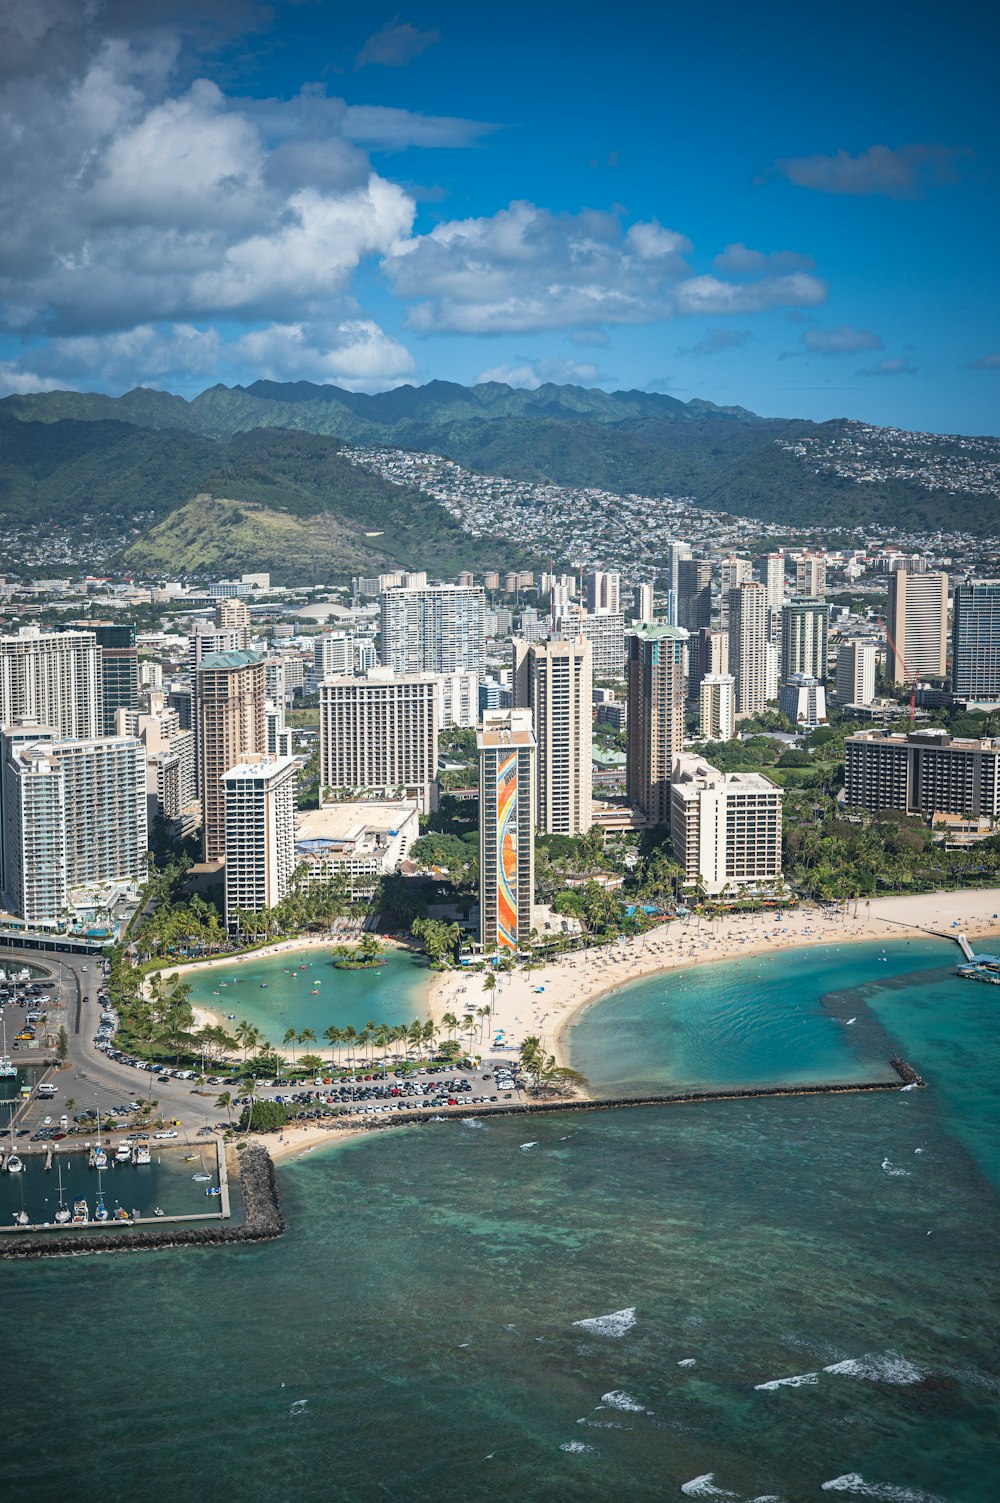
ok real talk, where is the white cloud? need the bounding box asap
[340,105,499,150]
[231,319,417,390]
[774,144,968,198]
[355,21,440,69]
[674,273,826,316]
[474,356,602,389]
[713,242,815,274]
[803,325,883,354]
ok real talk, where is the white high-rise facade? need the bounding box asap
[764,552,785,608]
[552,607,625,677]
[319,675,439,812]
[222,755,297,931]
[584,570,621,615]
[887,570,949,682]
[699,673,735,741]
[314,633,354,677]
[513,637,593,835]
[670,752,783,895]
[0,627,101,740]
[836,640,877,706]
[729,582,769,714]
[795,552,828,599]
[380,585,486,676]
[719,556,753,631]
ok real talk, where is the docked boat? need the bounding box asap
[0,1018,17,1078]
[55,1163,71,1224]
[153,1205,165,1217]
[6,1127,23,1174]
[72,1197,89,1223]
[957,952,1000,984]
[89,1145,108,1169]
[13,1209,29,1226]
[115,1143,132,1162]
[133,1144,151,1165]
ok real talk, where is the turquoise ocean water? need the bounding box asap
[2,937,998,1503]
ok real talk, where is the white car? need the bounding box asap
[153,1129,178,1139]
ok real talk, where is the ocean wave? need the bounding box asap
[559,1440,596,1454]
[677,1358,698,1367]
[680,1480,781,1502]
[822,1353,929,1385]
[600,1389,650,1412]
[754,1371,820,1391]
[461,1117,486,1129]
[577,1417,624,1429]
[572,1307,637,1338]
[288,1399,308,1416]
[821,1473,949,1501]
[520,1141,538,1151]
[880,1158,911,1177]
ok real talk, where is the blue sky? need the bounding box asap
[0,0,997,433]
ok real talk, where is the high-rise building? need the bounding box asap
[688,628,728,697]
[632,583,655,624]
[0,626,101,740]
[437,670,479,729]
[91,622,139,735]
[380,585,486,676]
[836,639,878,706]
[664,541,692,624]
[795,552,827,599]
[117,696,198,836]
[0,728,147,925]
[314,632,354,678]
[676,560,713,633]
[626,623,688,826]
[762,552,785,608]
[552,607,625,678]
[699,674,736,741]
[781,598,828,682]
[477,709,536,953]
[214,598,251,647]
[728,582,768,714]
[845,728,1000,817]
[196,650,267,862]
[719,556,753,632]
[952,580,1000,699]
[221,755,297,931]
[319,674,439,813]
[887,570,949,683]
[779,674,828,727]
[670,752,783,895]
[584,570,620,615]
[512,637,593,835]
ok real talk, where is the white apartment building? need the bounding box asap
[632,583,655,624]
[0,626,101,740]
[380,585,486,675]
[222,755,297,931]
[552,607,625,677]
[728,582,769,714]
[779,674,828,727]
[437,670,479,729]
[719,556,753,631]
[313,632,354,677]
[1,728,147,925]
[699,673,736,741]
[764,552,785,608]
[670,752,783,895]
[584,570,621,615]
[319,674,439,812]
[795,552,828,598]
[116,695,198,834]
[513,636,593,835]
[887,570,949,682]
[836,639,877,706]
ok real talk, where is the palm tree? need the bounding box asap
[323,1024,342,1068]
[476,1006,492,1043]
[234,1020,255,1063]
[283,1027,298,1066]
[441,1011,459,1040]
[298,1027,317,1056]
[239,1075,258,1135]
[215,1090,234,1127]
[342,1024,358,1072]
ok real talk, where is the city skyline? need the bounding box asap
[0,1,996,435]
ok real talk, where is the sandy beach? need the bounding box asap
[429,889,1000,1070]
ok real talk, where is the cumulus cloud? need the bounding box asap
[230,319,417,389]
[774,143,969,198]
[474,356,603,389]
[802,325,883,355]
[383,201,825,334]
[713,243,815,275]
[970,352,1000,369]
[355,20,439,69]
[676,329,754,358]
[856,357,917,377]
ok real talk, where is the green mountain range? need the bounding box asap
[2,379,998,578]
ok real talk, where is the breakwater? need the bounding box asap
[0,1145,282,1259]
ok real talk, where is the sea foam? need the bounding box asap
[754,1371,820,1390]
[821,1473,948,1501]
[822,1353,929,1385]
[680,1480,781,1503]
[572,1307,637,1338]
[880,1157,910,1177]
[559,1441,596,1454]
[600,1388,650,1412]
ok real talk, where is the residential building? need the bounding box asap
[626,623,688,826]
[0,626,101,740]
[196,650,267,862]
[728,582,769,714]
[552,607,625,677]
[314,632,354,677]
[91,622,139,735]
[664,541,693,625]
[688,628,728,696]
[380,584,486,675]
[719,556,752,632]
[437,670,479,729]
[478,709,536,953]
[478,678,513,714]
[844,729,1000,818]
[295,801,420,897]
[699,673,736,741]
[319,674,439,813]
[781,598,828,682]
[221,755,297,931]
[795,552,827,598]
[584,570,620,615]
[836,639,878,706]
[951,580,1000,699]
[214,598,251,647]
[762,552,785,608]
[512,636,593,835]
[887,570,948,683]
[676,560,713,633]
[116,695,198,836]
[779,674,828,727]
[632,583,655,624]
[670,752,783,895]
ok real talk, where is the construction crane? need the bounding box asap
[876,616,917,721]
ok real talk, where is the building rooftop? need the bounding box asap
[626,621,690,642]
[197,649,264,672]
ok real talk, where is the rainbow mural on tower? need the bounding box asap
[496,748,520,950]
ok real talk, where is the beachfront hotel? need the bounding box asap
[0,625,102,741]
[478,709,536,953]
[626,622,688,826]
[221,755,297,931]
[196,650,267,862]
[319,673,439,813]
[951,579,1000,700]
[669,751,783,895]
[844,727,1000,819]
[512,636,593,835]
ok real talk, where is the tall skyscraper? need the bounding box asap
[670,752,783,894]
[699,673,736,741]
[728,582,768,714]
[314,632,354,677]
[512,637,593,835]
[664,541,692,624]
[91,622,139,735]
[719,556,753,631]
[214,598,251,647]
[222,755,297,931]
[478,709,536,953]
[836,639,877,706]
[196,650,267,862]
[632,583,655,624]
[795,552,827,598]
[781,598,828,682]
[584,570,620,615]
[762,552,786,608]
[887,570,949,682]
[552,608,625,677]
[319,674,439,813]
[0,626,101,740]
[676,559,713,632]
[380,585,486,676]
[951,580,1000,699]
[626,623,688,826]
